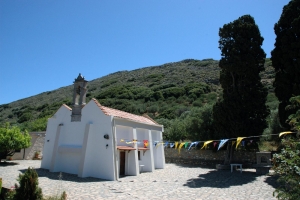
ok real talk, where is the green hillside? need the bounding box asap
[0,58,276,138]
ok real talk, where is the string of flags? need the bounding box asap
[118,131,297,153]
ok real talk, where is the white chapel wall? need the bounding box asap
[79,101,116,180]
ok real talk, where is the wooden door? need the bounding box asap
[120,151,125,175]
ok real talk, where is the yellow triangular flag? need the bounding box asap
[178,142,185,154]
[236,137,245,149]
[201,140,213,149]
[175,142,179,149]
[156,142,164,148]
[279,131,293,137]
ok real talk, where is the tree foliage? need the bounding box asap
[0,123,31,160]
[273,138,300,200]
[286,96,300,131]
[273,96,300,200]
[212,15,269,139]
[271,0,300,128]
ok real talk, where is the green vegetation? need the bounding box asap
[213,15,269,139]
[13,167,43,200]
[0,123,31,161]
[271,0,300,128]
[0,58,277,141]
[273,96,300,200]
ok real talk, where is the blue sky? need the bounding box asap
[0,0,290,105]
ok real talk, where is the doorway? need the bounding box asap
[120,151,125,175]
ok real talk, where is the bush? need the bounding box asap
[168,119,188,141]
[273,138,300,200]
[18,112,33,123]
[14,167,43,200]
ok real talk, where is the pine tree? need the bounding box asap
[271,0,300,128]
[213,15,269,139]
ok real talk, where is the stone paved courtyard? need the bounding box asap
[0,160,279,199]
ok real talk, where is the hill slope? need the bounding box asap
[0,58,275,131]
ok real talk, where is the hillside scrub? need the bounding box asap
[0,59,277,142]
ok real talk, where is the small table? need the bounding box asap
[230,164,242,173]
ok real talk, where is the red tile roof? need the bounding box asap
[91,98,160,126]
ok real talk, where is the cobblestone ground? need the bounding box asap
[0,160,278,200]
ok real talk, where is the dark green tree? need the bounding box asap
[185,105,214,141]
[271,0,300,128]
[213,15,269,139]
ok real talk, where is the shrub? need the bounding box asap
[14,167,43,200]
[18,112,33,123]
[273,138,300,200]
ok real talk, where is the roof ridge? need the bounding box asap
[62,104,72,111]
[91,98,160,126]
[142,114,159,125]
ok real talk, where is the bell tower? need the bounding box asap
[71,73,88,122]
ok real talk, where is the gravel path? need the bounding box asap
[0,160,278,199]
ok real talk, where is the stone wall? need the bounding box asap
[164,148,257,166]
[26,132,46,159]
[11,132,45,160]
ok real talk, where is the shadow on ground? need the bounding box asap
[172,162,217,169]
[0,161,19,166]
[183,170,278,189]
[264,174,279,189]
[19,168,106,183]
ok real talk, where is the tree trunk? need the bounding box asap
[224,141,234,165]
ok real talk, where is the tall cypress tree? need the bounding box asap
[271,0,300,128]
[213,15,269,139]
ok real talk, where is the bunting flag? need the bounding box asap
[242,141,245,146]
[143,140,149,148]
[175,142,179,149]
[178,142,185,153]
[201,140,213,149]
[213,142,217,148]
[156,142,164,148]
[170,143,175,148]
[120,139,124,142]
[164,141,169,148]
[184,142,189,149]
[126,141,133,144]
[236,137,245,149]
[217,139,228,151]
[279,131,293,137]
[188,141,199,150]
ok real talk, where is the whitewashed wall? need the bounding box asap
[151,130,165,169]
[79,102,115,180]
[136,129,154,172]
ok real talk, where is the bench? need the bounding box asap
[230,164,242,173]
